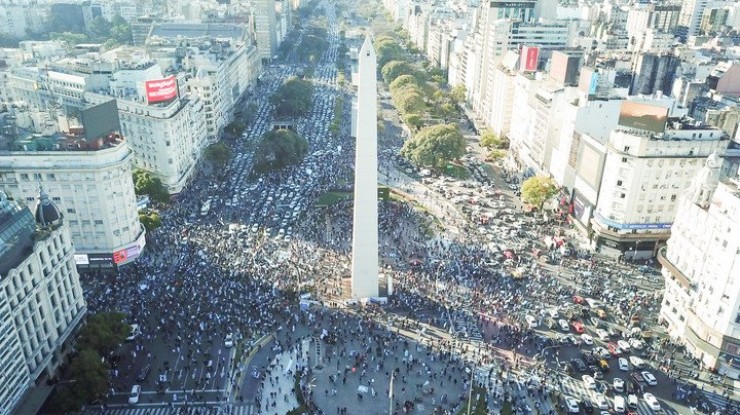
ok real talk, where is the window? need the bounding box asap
[617,180,623,186]
[620,193,625,199]
[671,195,676,201]
[621,157,628,163]
[66,208,75,214]
[624,146,630,151]
[94,220,103,225]
[20,173,29,180]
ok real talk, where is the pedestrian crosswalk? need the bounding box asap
[86,404,256,415]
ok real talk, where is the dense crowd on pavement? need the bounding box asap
[78,1,737,414]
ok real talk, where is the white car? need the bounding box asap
[581,334,594,345]
[548,308,560,319]
[641,371,658,386]
[618,357,630,371]
[613,377,625,392]
[558,319,570,331]
[594,346,611,359]
[224,333,234,348]
[629,338,644,350]
[128,385,141,404]
[582,375,597,389]
[644,393,661,411]
[594,394,609,410]
[614,395,626,413]
[617,339,631,352]
[595,329,609,341]
[629,356,646,369]
[565,397,580,413]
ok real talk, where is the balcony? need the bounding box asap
[657,247,693,291]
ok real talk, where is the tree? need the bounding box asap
[486,149,508,161]
[521,175,559,210]
[450,84,467,104]
[480,129,503,149]
[381,60,416,84]
[253,129,309,173]
[270,77,314,117]
[133,169,170,203]
[68,349,110,405]
[224,121,246,136]
[402,113,424,130]
[375,39,404,66]
[139,211,162,231]
[204,142,233,167]
[401,124,466,168]
[392,85,425,114]
[389,74,419,93]
[76,312,129,356]
[88,16,111,39]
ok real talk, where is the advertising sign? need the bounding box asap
[113,232,147,265]
[520,45,539,72]
[73,254,89,265]
[618,101,669,134]
[145,76,178,104]
[594,212,672,230]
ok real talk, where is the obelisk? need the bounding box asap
[350,36,380,299]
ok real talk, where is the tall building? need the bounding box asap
[659,155,740,378]
[0,102,145,268]
[253,0,277,60]
[591,111,729,258]
[0,189,87,414]
[678,0,709,39]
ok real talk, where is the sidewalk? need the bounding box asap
[257,339,310,415]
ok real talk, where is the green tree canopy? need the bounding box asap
[224,121,246,136]
[480,129,504,149]
[381,60,416,84]
[450,84,467,104]
[375,39,405,66]
[297,33,329,62]
[521,175,559,209]
[401,124,466,169]
[204,142,233,167]
[68,349,110,405]
[139,211,162,232]
[389,74,419,93]
[270,77,315,117]
[76,312,129,356]
[253,129,309,173]
[392,85,425,114]
[133,169,170,203]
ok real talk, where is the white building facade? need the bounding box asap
[0,190,86,414]
[591,119,729,257]
[0,141,145,267]
[659,156,740,378]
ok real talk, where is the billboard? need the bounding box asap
[594,212,672,230]
[618,101,668,133]
[520,45,539,72]
[73,254,89,265]
[113,232,147,265]
[80,100,121,140]
[145,76,178,104]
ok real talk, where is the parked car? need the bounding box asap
[618,358,630,371]
[641,371,657,386]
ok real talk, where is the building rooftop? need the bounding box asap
[0,129,124,153]
[149,23,245,41]
[0,191,37,278]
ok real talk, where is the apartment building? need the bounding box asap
[0,102,145,267]
[659,156,740,378]
[0,189,86,414]
[592,113,729,257]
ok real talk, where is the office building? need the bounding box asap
[253,0,277,60]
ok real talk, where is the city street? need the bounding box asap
[78,1,739,415]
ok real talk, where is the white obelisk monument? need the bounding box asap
[350,36,380,299]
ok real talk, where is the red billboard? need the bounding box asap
[520,45,539,72]
[145,76,177,104]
